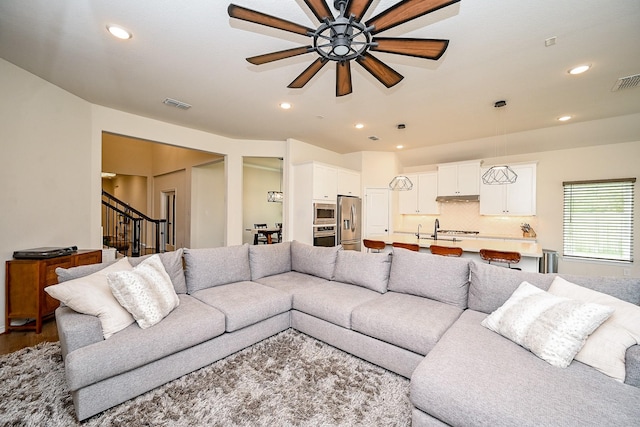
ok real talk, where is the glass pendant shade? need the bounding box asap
[482,166,518,185]
[267,191,283,203]
[389,175,414,191]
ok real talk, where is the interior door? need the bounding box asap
[365,188,389,237]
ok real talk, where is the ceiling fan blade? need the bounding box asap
[247,46,313,65]
[371,37,449,59]
[336,61,353,97]
[228,4,314,36]
[355,52,404,88]
[366,0,460,34]
[303,0,333,22]
[288,58,329,88]
[346,0,375,21]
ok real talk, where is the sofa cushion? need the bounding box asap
[184,245,250,293]
[254,271,328,295]
[65,294,226,391]
[191,281,291,332]
[352,291,462,355]
[558,273,640,305]
[45,257,135,339]
[249,241,291,280]
[388,249,470,309]
[108,255,180,329]
[469,260,556,314]
[410,310,640,427]
[482,281,613,368]
[333,250,391,293]
[291,240,340,280]
[129,249,187,294]
[549,276,640,381]
[292,281,380,328]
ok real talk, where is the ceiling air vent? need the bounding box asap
[162,97,192,110]
[611,74,640,92]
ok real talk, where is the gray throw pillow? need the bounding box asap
[388,249,470,309]
[333,250,391,293]
[249,242,292,280]
[291,240,340,280]
[56,260,118,282]
[184,244,251,293]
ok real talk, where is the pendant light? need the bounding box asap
[482,100,517,185]
[267,158,284,203]
[389,175,414,191]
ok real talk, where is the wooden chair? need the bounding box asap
[392,242,420,252]
[275,222,282,243]
[479,249,521,269]
[430,245,463,257]
[363,239,386,253]
[254,223,268,244]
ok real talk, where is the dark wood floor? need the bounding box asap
[0,319,59,355]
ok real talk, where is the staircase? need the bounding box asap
[102,190,167,257]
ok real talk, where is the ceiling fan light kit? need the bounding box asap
[228,0,460,96]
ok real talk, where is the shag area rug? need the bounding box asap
[0,330,411,426]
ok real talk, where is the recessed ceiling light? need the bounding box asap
[558,115,572,122]
[355,123,364,129]
[396,145,404,149]
[279,102,291,110]
[568,64,591,75]
[106,25,132,40]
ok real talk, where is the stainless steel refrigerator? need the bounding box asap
[337,195,362,251]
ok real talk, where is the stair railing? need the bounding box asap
[102,190,167,257]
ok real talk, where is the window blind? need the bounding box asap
[563,178,635,262]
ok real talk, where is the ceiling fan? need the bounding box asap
[228,0,460,96]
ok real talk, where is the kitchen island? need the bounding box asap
[367,233,543,272]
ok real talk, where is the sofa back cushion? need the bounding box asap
[249,242,292,280]
[469,260,640,314]
[184,244,251,293]
[333,250,391,293]
[291,240,340,280]
[388,248,470,309]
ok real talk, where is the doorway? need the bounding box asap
[161,190,176,251]
[365,188,390,237]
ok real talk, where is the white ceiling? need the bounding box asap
[1,0,639,164]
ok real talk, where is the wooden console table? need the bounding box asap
[5,249,102,333]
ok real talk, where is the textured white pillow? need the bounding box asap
[482,281,614,368]
[44,257,135,339]
[549,276,640,381]
[108,254,180,329]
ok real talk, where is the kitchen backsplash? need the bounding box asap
[397,202,538,238]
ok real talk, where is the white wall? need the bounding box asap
[191,161,225,248]
[0,59,94,333]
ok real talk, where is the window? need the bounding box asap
[563,178,635,262]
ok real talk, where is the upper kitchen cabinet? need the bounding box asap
[312,163,338,201]
[480,163,537,215]
[437,161,481,196]
[337,169,361,197]
[399,172,439,214]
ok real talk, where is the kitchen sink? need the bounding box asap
[418,236,460,242]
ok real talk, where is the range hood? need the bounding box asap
[435,195,480,203]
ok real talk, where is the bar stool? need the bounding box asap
[363,239,386,253]
[392,242,420,252]
[430,245,463,257]
[479,249,521,269]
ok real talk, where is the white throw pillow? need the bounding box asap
[481,281,614,368]
[108,254,180,329]
[549,276,640,381]
[45,257,135,339]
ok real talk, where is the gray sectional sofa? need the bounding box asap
[53,241,640,424]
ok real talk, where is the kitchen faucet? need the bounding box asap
[416,224,422,239]
[433,219,440,240]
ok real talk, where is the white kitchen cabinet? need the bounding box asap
[312,164,338,201]
[480,163,537,215]
[337,169,361,197]
[437,161,480,196]
[399,172,439,214]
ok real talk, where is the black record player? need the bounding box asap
[13,246,78,259]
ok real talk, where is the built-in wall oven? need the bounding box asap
[313,226,336,247]
[313,203,337,225]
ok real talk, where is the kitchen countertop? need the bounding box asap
[370,233,543,258]
[393,230,537,242]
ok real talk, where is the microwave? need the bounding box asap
[313,203,336,225]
